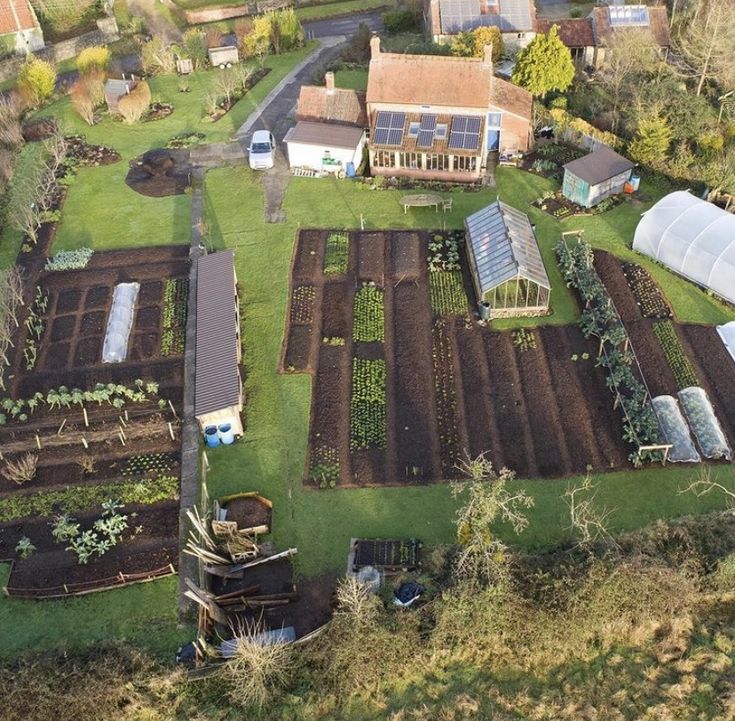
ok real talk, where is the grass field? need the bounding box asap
[334,69,369,91]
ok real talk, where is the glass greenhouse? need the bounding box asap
[633,191,735,305]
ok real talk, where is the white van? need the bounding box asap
[248,130,276,170]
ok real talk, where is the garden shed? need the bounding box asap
[194,250,244,438]
[208,45,239,67]
[104,76,137,114]
[465,201,551,318]
[284,121,365,175]
[633,191,735,306]
[562,146,634,208]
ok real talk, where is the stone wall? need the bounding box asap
[184,0,290,25]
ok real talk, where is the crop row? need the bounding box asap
[353,282,384,342]
[290,285,315,326]
[324,232,349,275]
[160,278,188,357]
[427,231,462,272]
[623,263,672,319]
[652,320,699,390]
[431,322,461,476]
[429,271,468,316]
[350,357,386,450]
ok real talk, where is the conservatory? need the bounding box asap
[465,201,551,318]
[633,191,735,305]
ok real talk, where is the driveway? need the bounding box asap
[303,11,383,39]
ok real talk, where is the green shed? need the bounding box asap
[562,146,634,208]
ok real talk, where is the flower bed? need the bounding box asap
[533,190,623,219]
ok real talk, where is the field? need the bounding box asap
[0,246,187,597]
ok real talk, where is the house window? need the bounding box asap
[407,122,420,138]
[435,123,448,140]
[400,152,421,169]
[374,150,396,168]
[427,154,448,171]
[487,113,502,129]
[455,155,477,172]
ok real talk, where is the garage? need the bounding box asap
[284,121,366,176]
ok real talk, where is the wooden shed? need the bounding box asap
[194,250,244,438]
[465,201,551,319]
[208,44,239,68]
[562,146,634,208]
[104,76,137,114]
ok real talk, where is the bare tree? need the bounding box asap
[563,474,616,547]
[0,95,23,149]
[674,0,735,96]
[335,575,381,624]
[681,466,735,507]
[216,68,240,109]
[451,452,534,585]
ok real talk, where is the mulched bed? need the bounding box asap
[65,135,121,166]
[144,103,174,122]
[206,67,271,122]
[622,262,672,319]
[125,148,192,197]
[284,229,632,487]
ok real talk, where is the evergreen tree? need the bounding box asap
[512,26,574,97]
[628,116,672,168]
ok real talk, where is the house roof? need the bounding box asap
[366,50,532,119]
[536,18,595,48]
[437,0,534,34]
[465,201,550,294]
[590,5,671,48]
[564,146,634,186]
[195,250,242,418]
[0,0,37,35]
[104,78,135,98]
[296,85,367,127]
[284,121,364,149]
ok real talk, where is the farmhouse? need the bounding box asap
[464,200,550,318]
[537,4,671,68]
[104,76,138,114]
[284,121,365,176]
[633,191,735,306]
[0,0,43,54]
[365,36,532,182]
[194,250,244,440]
[424,0,536,49]
[296,72,367,127]
[562,145,634,208]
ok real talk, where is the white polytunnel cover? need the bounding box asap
[678,386,732,461]
[102,282,139,363]
[651,395,700,463]
[632,191,735,306]
[717,321,735,365]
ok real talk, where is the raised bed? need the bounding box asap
[353,538,422,571]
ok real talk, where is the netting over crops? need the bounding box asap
[633,191,735,305]
[678,386,732,461]
[651,395,700,463]
[102,283,140,363]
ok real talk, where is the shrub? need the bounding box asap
[1,453,38,485]
[17,57,57,106]
[76,46,110,75]
[70,81,95,125]
[182,28,207,70]
[204,26,224,50]
[141,38,175,75]
[383,9,420,34]
[117,80,151,123]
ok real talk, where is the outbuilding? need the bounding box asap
[633,191,735,306]
[465,201,551,318]
[194,250,244,441]
[562,145,634,208]
[284,121,366,176]
[104,76,137,114]
[208,44,239,67]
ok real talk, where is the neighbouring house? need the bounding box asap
[0,0,43,55]
[194,250,244,440]
[365,36,532,182]
[562,146,634,208]
[208,44,239,68]
[284,121,366,176]
[537,4,670,68]
[424,0,536,50]
[465,200,551,318]
[104,76,137,114]
[296,72,367,128]
[633,191,735,306]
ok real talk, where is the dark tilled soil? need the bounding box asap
[321,281,352,339]
[357,232,386,282]
[125,148,192,198]
[223,495,272,531]
[284,325,313,372]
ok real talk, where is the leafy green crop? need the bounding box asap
[652,320,699,390]
[353,282,384,342]
[350,357,386,450]
[323,232,349,275]
[429,271,468,316]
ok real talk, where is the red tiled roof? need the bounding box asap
[590,5,671,48]
[366,50,532,120]
[536,18,595,48]
[0,0,37,35]
[296,85,367,127]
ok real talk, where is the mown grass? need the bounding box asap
[296,0,390,22]
[334,69,369,91]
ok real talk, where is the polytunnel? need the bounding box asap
[102,282,140,363]
[632,191,735,305]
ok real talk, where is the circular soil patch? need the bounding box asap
[126,148,192,198]
[223,495,272,531]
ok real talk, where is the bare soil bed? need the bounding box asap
[283,230,631,487]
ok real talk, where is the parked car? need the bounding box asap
[248,130,276,170]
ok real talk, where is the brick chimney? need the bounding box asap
[483,43,494,68]
[370,34,381,58]
[325,71,335,94]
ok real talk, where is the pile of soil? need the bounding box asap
[223,495,272,531]
[66,135,121,166]
[126,148,192,197]
[144,103,174,122]
[22,117,58,142]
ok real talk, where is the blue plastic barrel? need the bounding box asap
[204,426,220,447]
[630,175,640,191]
[346,162,356,178]
[218,423,235,445]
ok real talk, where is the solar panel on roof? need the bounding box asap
[449,115,481,151]
[387,129,403,145]
[373,128,390,145]
[373,111,406,146]
[417,130,435,148]
[420,114,437,131]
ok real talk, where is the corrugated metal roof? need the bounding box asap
[465,201,550,294]
[438,0,533,33]
[284,121,364,149]
[194,250,242,418]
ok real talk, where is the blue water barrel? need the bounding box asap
[630,175,640,191]
[204,426,220,448]
[346,162,356,178]
[218,423,235,445]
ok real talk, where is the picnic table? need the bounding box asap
[400,193,444,213]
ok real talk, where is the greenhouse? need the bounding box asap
[464,201,551,318]
[633,191,735,305]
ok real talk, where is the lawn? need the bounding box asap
[335,69,369,92]
[296,0,391,22]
